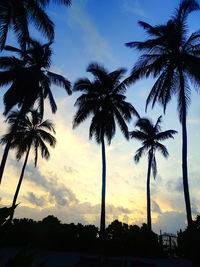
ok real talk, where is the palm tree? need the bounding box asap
[73,62,139,239]
[125,0,200,228]
[0,0,71,51]
[0,109,56,221]
[0,39,71,184]
[130,116,177,230]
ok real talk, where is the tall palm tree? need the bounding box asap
[73,62,139,239]
[130,116,177,230]
[0,0,71,51]
[125,0,200,228]
[0,109,56,221]
[0,39,71,184]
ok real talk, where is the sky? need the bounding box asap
[0,0,200,234]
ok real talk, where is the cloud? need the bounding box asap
[107,205,131,214]
[191,203,199,216]
[67,1,117,63]
[188,119,200,125]
[152,200,162,214]
[166,177,183,193]
[14,201,133,227]
[120,0,146,17]
[25,165,78,206]
[153,211,187,234]
[64,166,78,174]
[123,215,130,224]
[24,192,46,207]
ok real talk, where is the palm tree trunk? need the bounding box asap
[147,151,153,230]
[179,69,192,228]
[10,144,31,221]
[182,105,192,228]
[100,136,106,240]
[0,108,24,184]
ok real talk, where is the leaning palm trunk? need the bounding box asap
[0,141,12,184]
[10,144,31,221]
[0,108,24,184]
[100,136,106,240]
[147,151,153,230]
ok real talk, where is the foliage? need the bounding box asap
[177,215,200,263]
[0,205,18,227]
[0,205,18,247]
[0,0,71,51]
[0,39,71,116]
[105,220,160,257]
[1,216,162,258]
[73,62,139,144]
[126,0,200,119]
[1,109,56,166]
[42,215,61,225]
[130,116,177,177]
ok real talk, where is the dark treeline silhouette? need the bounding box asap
[177,215,200,264]
[1,215,161,258]
[1,214,199,262]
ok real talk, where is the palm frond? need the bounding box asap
[39,120,55,133]
[151,154,157,179]
[47,71,71,95]
[0,11,9,51]
[28,1,54,41]
[37,129,56,147]
[156,142,169,158]
[156,129,177,141]
[87,62,108,81]
[134,145,146,163]
[2,109,56,166]
[129,130,148,141]
[73,78,92,92]
[113,106,129,140]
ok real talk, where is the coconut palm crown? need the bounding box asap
[125,0,200,228]
[1,109,56,166]
[0,109,56,220]
[0,0,71,51]
[130,116,177,230]
[0,39,72,116]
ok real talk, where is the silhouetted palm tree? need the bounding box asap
[130,116,177,230]
[73,63,139,239]
[0,0,71,51]
[126,0,200,228]
[0,39,71,184]
[0,109,56,220]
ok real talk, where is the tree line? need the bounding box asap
[0,0,199,245]
[1,212,199,260]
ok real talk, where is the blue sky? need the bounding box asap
[0,0,200,234]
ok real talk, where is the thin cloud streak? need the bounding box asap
[119,0,146,17]
[66,1,118,64]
